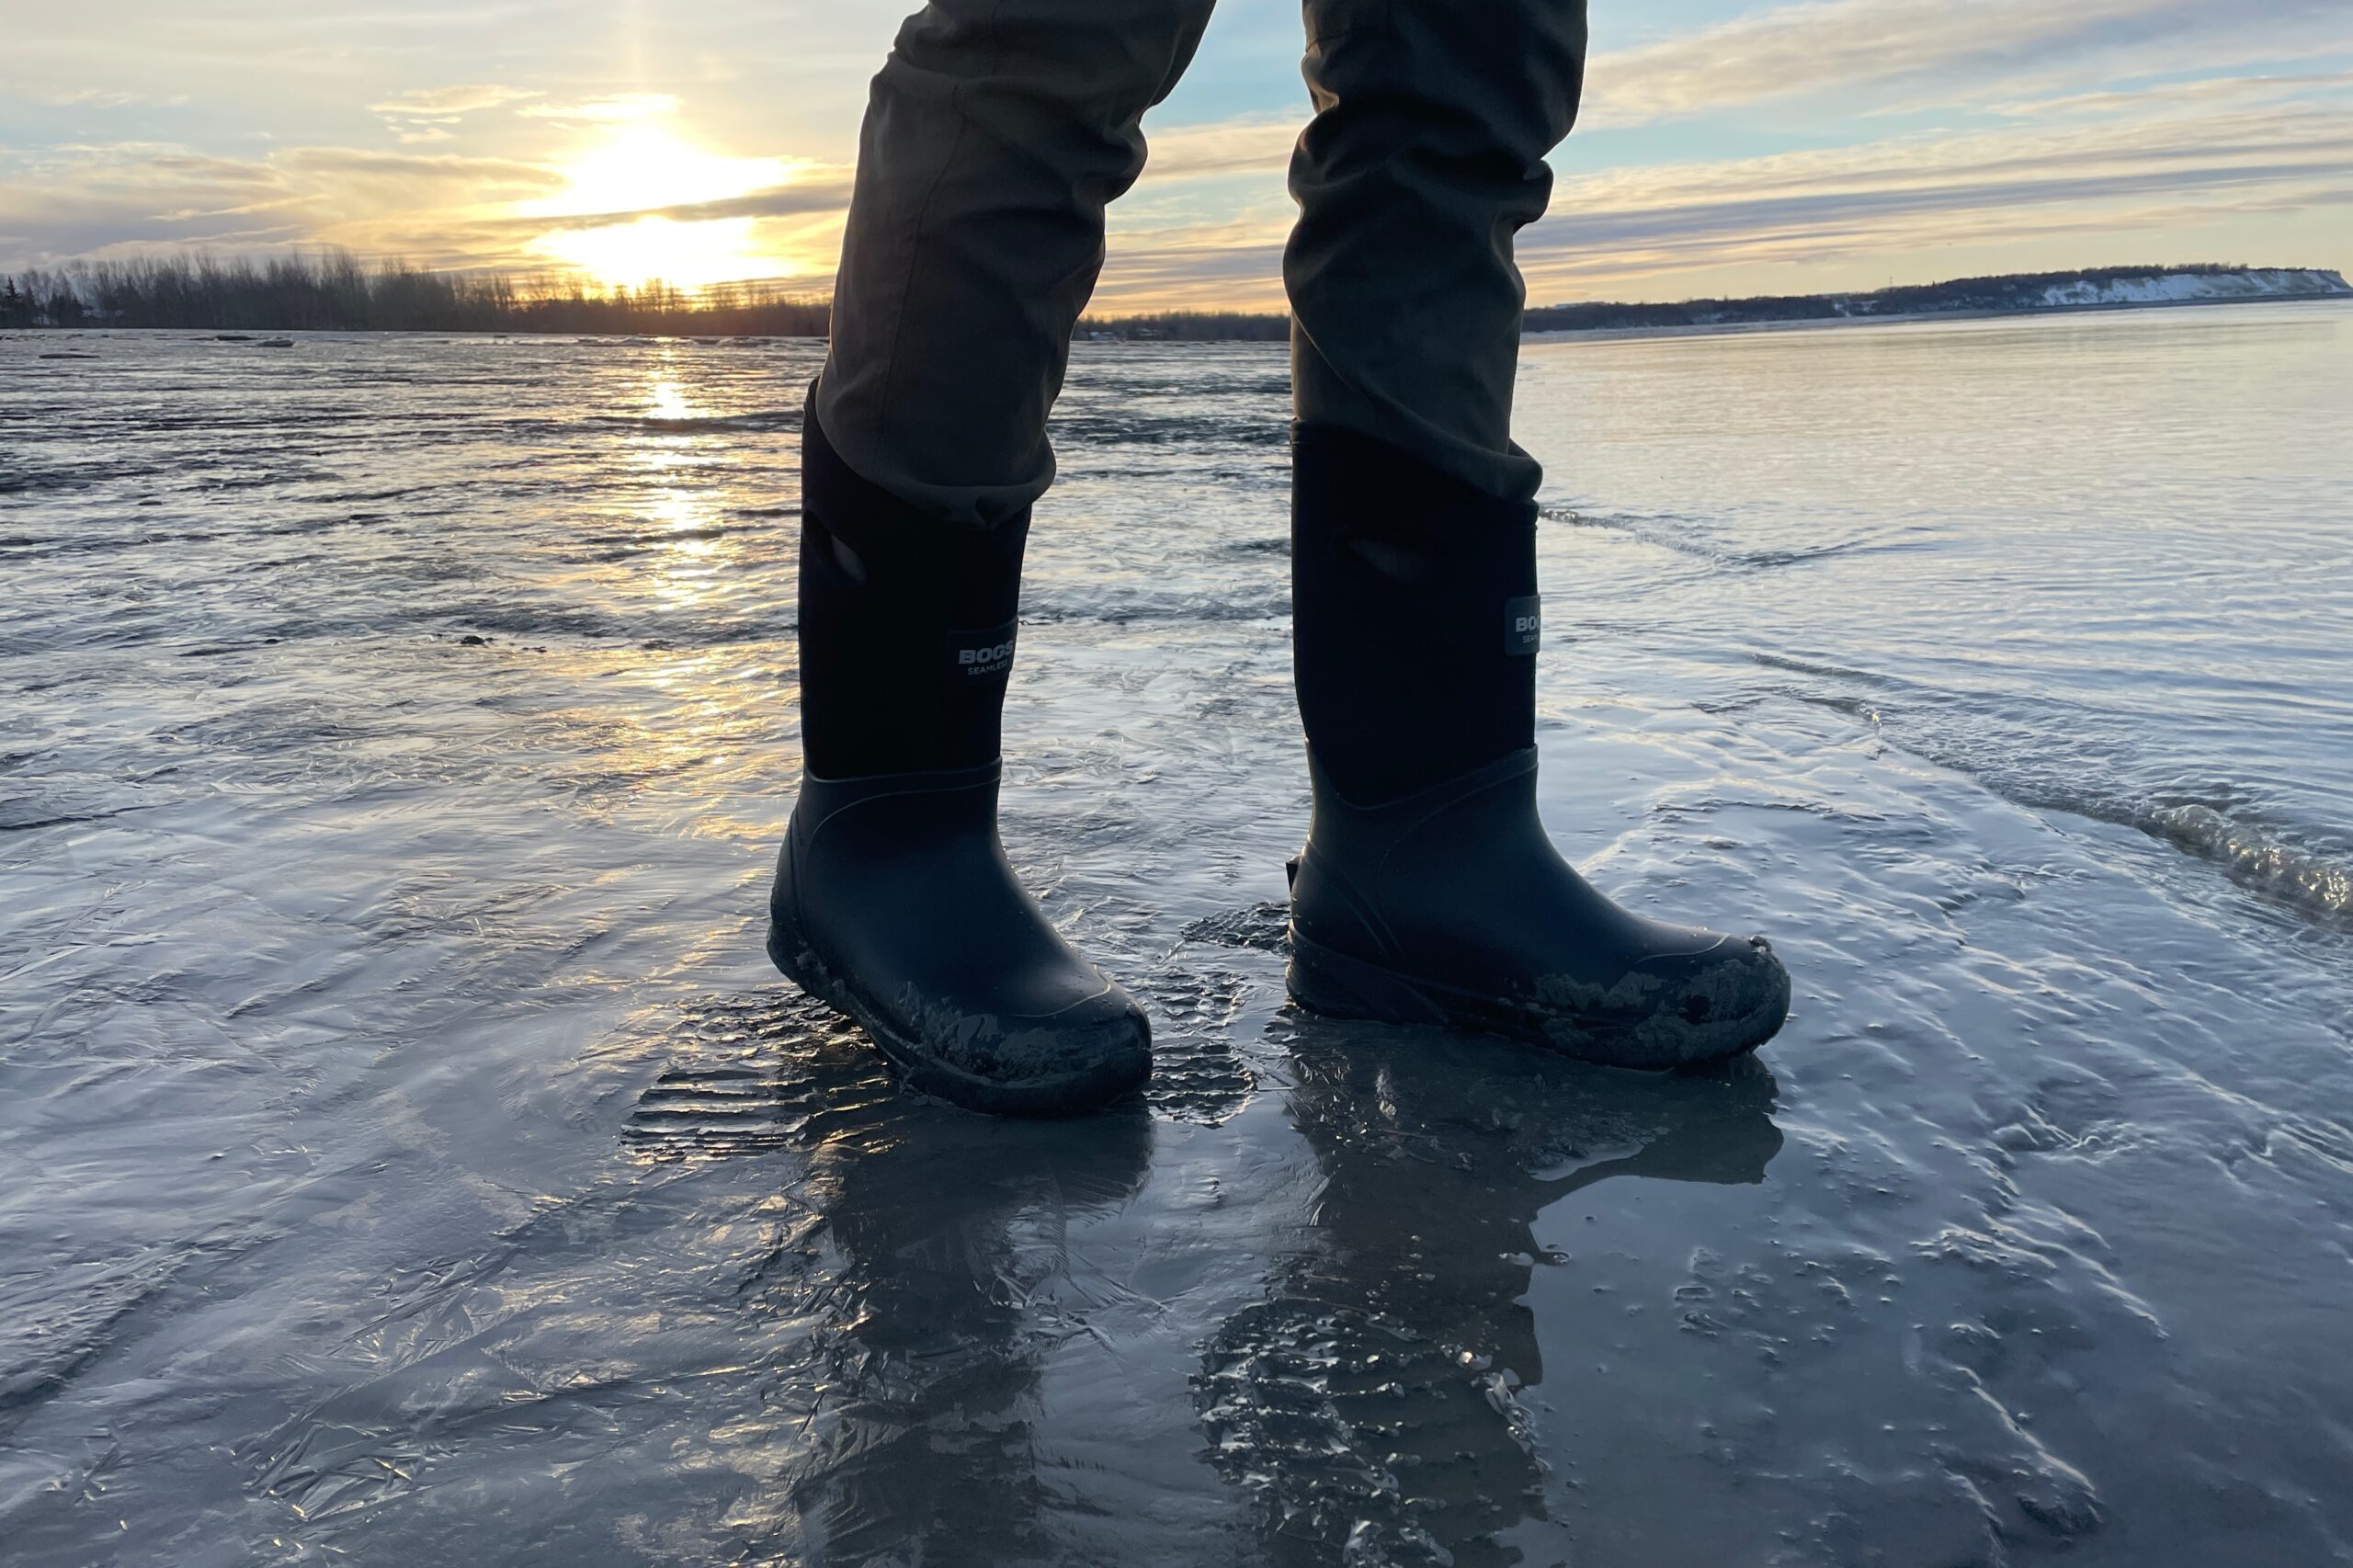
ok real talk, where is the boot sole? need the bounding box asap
[1286,928,1788,1069]
[766,905,1143,1118]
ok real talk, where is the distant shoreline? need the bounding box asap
[1521,288,2353,346]
[6,256,2343,343]
[10,289,2347,352]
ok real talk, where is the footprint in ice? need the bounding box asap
[1133,963,1259,1126]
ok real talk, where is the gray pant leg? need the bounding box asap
[816,0,1216,528]
[1287,0,1588,503]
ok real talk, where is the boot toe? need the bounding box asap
[1616,933,1790,1067]
[770,764,1154,1119]
[920,983,1153,1117]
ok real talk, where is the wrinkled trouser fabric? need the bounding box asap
[815,0,1588,526]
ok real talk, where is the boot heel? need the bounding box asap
[1286,930,1454,1027]
[767,882,851,1018]
[766,902,831,1005]
[764,915,807,988]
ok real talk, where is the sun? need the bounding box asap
[523,122,808,291]
[535,214,778,292]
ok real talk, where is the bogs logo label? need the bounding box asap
[1504,595,1541,656]
[949,619,1018,679]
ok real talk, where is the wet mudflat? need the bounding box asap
[3,306,2351,1565]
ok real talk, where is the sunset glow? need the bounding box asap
[533,214,782,291]
[522,122,807,290]
[5,1,2350,305]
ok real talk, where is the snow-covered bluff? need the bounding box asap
[1519,266,2352,335]
[2038,267,2351,307]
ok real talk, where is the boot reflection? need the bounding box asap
[1199,1013,1781,1566]
[693,1003,1154,1565]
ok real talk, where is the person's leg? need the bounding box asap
[774,0,1214,1116]
[1285,0,1582,506]
[818,0,1214,528]
[1281,0,1792,1067]
[1283,0,1577,810]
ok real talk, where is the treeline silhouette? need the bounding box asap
[1077,310,1288,341]
[0,253,829,335]
[0,251,1301,340]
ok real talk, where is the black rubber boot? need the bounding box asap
[767,395,1150,1115]
[1286,424,1790,1068]
[769,765,1153,1115]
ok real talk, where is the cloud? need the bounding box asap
[501,176,855,234]
[40,88,185,109]
[519,94,683,124]
[1142,117,1300,179]
[0,137,857,282]
[1984,68,2353,120]
[273,146,564,190]
[369,84,541,118]
[7,0,2349,306]
[1584,0,2353,126]
[17,74,2343,303]
[0,142,568,269]
[1129,64,2339,194]
[1086,87,2353,308]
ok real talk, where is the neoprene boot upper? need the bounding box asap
[768,392,1151,1115]
[1286,422,1790,1067]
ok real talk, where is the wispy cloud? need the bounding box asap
[1584,0,2353,126]
[369,84,540,119]
[39,88,186,109]
[369,82,545,145]
[514,176,855,234]
[1983,68,2353,119]
[0,137,858,282]
[1089,85,2353,308]
[520,94,683,125]
[1518,104,2353,291]
[0,142,565,269]
[1143,117,1300,180]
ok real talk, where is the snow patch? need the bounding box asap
[2040,268,2351,308]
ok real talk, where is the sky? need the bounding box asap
[2,0,2349,310]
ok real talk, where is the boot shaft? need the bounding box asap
[1290,422,1540,804]
[797,387,1030,778]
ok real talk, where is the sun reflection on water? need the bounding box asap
[631,371,732,611]
[642,369,705,426]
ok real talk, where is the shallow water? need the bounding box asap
[3,304,2351,1566]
